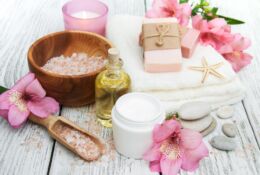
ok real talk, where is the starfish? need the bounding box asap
[189,58,225,84]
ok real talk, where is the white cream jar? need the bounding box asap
[112,92,165,159]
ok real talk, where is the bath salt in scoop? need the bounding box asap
[29,115,105,161]
[0,73,104,161]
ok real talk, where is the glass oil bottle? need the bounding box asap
[95,48,131,127]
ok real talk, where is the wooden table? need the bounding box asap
[0,0,260,174]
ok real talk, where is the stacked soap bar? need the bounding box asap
[142,18,182,73]
[179,26,200,58]
[141,18,200,73]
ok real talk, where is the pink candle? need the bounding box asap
[71,11,101,19]
[62,0,108,36]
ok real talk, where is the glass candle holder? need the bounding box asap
[62,0,108,36]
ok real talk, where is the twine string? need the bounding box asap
[141,24,179,47]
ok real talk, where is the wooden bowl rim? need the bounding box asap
[27,30,114,79]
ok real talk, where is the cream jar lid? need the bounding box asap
[114,92,163,128]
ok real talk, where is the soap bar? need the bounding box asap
[144,50,182,72]
[141,18,182,73]
[179,26,200,58]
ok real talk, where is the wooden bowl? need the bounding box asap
[28,31,113,106]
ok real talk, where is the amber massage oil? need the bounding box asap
[95,48,130,127]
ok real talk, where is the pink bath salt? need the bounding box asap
[53,122,101,160]
[41,52,105,75]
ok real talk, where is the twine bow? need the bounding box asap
[141,24,179,47]
[155,24,170,46]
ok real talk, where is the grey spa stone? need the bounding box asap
[222,123,236,137]
[178,101,211,120]
[217,105,234,119]
[180,115,213,132]
[210,135,236,151]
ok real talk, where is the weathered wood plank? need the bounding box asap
[180,103,260,175]
[1,0,260,174]
[0,0,65,174]
[48,1,157,175]
[211,0,260,148]
[49,106,157,175]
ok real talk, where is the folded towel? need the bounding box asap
[106,15,245,112]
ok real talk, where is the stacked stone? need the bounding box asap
[178,102,216,137]
[210,105,237,151]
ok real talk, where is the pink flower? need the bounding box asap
[143,120,208,175]
[0,73,59,128]
[192,15,233,50]
[192,15,252,72]
[218,34,252,72]
[146,0,192,26]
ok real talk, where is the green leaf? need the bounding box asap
[202,1,209,6]
[165,112,179,120]
[180,0,189,4]
[211,7,218,15]
[217,15,245,25]
[165,113,174,120]
[192,6,200,16]
[0,86,8,94]
[202,13,214,21]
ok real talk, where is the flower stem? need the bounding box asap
[191,0,245,25]
[0,86,8,94]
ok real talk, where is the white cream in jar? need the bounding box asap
[112,92,165,159]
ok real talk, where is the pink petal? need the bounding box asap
[0,109,8,120]
[178,3,191,26]
[146,0,168,18]
[192,15,205,30]
[25,79,46,98]
[240,52,253,64]
[160,155,182,175]
[192,15,236,51]
[149,160,161,172]
[217,44,233,54]
[230,34,251,51]
[8,105,30,128]
[146,0,192,26]
[223,52,253,72]
[209,18,227,28]
[179,17,189,26]
[200,35,217,49]
[0,91,12,110]
[143,142,162,161]
[180,129,203,150]
[27,97,59,118]
[221,32,234,43]
[180,3,191,16]
[181,141,209,171]
[12,73,35,93]
[153,120,181,143]
[163,0,178,9]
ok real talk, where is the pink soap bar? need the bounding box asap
[181,28,200,58]
[144,49,182,73]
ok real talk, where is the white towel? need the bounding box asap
[106,15,245,112]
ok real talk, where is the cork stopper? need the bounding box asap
[108,48,119,64]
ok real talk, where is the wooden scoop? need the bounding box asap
[29,114,105,161]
